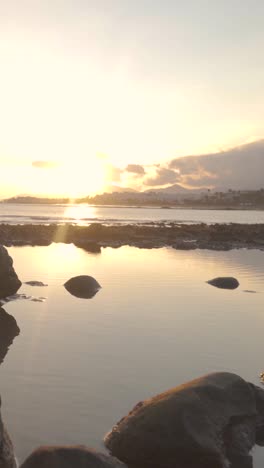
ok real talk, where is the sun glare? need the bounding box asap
[31,157,107,198]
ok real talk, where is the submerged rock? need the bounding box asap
[207,276,239,290]
[20,446,127,468]
[64,275,101,299]
[24,281,48,287]
[74,241,101,254]
[104,372,264,468]
[0,246,21,299]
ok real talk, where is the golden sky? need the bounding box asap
[0,1,263,197]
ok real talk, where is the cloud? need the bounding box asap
[168,139,264,190]
[32,160,58,169]
[125,164,145,175]
[144,167,180,187]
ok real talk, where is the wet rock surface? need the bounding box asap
[64,275,101,299]
[104,372,264,468]
[207,277,240,290]
[20,446,127,468]
[1,222,264,251]
[0,245,21,299]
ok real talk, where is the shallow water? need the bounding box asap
[1,202,264,225]
[1,244,264,465]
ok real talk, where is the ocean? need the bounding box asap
[1,202,264,225]
[0,204,264,466]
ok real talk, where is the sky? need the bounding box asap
[0,0,264,197]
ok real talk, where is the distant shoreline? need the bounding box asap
[0,201,263,211]
[1,222,264,251]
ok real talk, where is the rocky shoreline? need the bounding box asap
[0,222,264,251]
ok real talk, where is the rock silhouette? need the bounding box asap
[207,276,239,290]
[0,396,17,468]
[64,275,101,299]
[0,246,21,299]
[24,281,48,287]
[104,372,264,468]
[0,307,20,364]
[20,446,127,468]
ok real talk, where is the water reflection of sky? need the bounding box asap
[1,244,264,465]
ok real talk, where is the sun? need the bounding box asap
[31,157,107,198]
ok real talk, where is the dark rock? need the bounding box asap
[24,281,48,287]
[0,395,17,468]
[0,307,20,364]
[104,372,264,468]
[207,276,239,289]
[0,246,21,299]
[20,446,127,468]
[74,241,101,253]
[64,275,101,299]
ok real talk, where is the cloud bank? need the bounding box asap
[120,139,264,191]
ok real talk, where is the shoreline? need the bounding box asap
[1,222,264,251]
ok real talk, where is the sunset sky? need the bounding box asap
[0,0,264,197]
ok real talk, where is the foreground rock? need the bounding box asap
[207,277,239,289]
[64,275,101,299]
[20,446,127,468]
[0,307,20,364]
[104,372,264,468]
[0,397,16,468]
[0,246,21,299]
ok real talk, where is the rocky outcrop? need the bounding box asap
[64,275,101,299]
[1,222,264,251]
[0,246,21,299]
[20,446,127,468]
[207,277,239,289]
[104,372,264,468]
[0,307,20,364]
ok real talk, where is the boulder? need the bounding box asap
[104,372,264,468]
[64,275,101,299]
[207,276,239,290]
[20,446,127,468]
[0,246,21,299]
[0,307,20,364]
[0,397,16,468]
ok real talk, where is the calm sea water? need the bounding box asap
[0,202,264,225]
[1,244,264,466]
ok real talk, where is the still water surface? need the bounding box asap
[1,244,264,465]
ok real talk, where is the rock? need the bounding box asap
[20,446,127,468]
[64,275,101,299]
[0,307,20,364]
[0,246,21,299]
[74,241,101,254]
[24,281,48,287]
[207,276,239,289]
[0,396,17,468]
[104,372,264,468]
